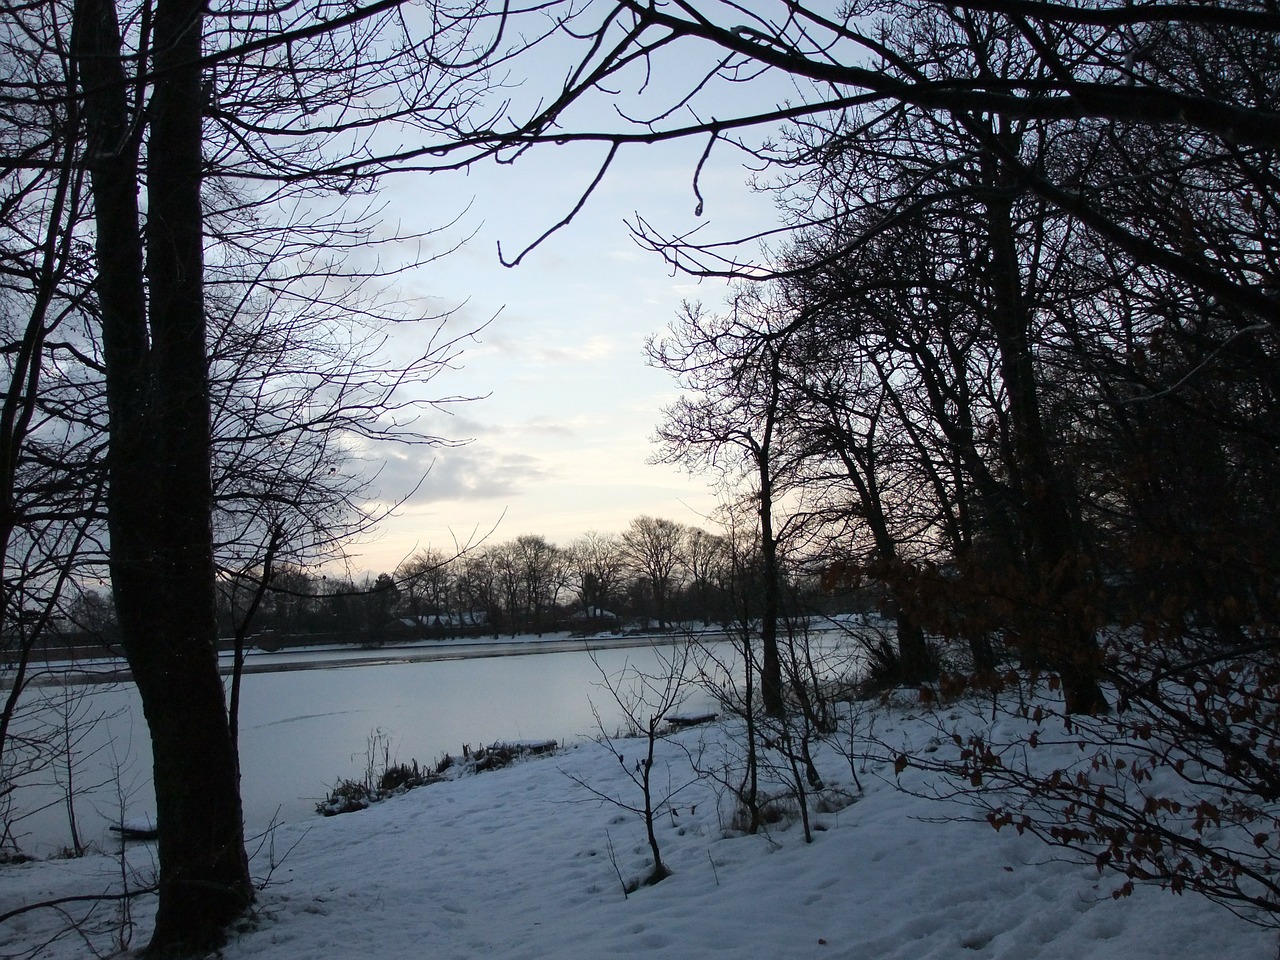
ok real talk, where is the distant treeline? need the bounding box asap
[37,515,871,653]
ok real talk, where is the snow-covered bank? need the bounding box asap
[2,694,1275,960]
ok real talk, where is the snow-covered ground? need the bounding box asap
[2,688,1275,960]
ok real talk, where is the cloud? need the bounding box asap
[414,410,490,440]
[533,336,618,364]
[482,331,620,366]
[365,442,555,508]
[518,416,576,439]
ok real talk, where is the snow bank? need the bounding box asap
[2,694,1275,959]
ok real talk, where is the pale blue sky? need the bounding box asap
[317,6,820,574]
[346,135,780,573]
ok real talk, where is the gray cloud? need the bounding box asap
[484,330,621,367]
[362,441,554,507]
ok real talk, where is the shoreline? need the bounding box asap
[4,630,733,689]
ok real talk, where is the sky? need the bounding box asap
[283,4,829,578]
[341,119,784,575]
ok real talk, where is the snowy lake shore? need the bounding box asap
[3,680,1275,960]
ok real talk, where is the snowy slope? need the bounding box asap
[1,697,1275,959]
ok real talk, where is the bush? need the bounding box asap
[316,779,373,816]
[316,737,558,816]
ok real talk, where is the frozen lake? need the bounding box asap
[6,635,740,857]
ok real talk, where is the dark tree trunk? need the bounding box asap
[759,520,784,717]
[983,150,1108,716]
[815,394,938,686]
[968,631,998,675]
[866,531,935,687]
[893,607,935,686]
[758,444,785,718]
[75,0,253,951]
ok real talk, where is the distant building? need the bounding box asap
[565,606,620,635]
[385,611,489,638]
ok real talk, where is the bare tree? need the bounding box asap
[648,287,808,714]
[681,527,728,626]
[514,534,567,635]
[415,2,1280,924]
[450,549,496,634]
[0,0,108,857]
[571,643,704,890]
[395,549,455,625]
[0,0,496,948]
[429,0,1277,329]
[619,516,688,631]
[566,531,627,616]
[783,328,944,686]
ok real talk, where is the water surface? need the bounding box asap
[9,638,734,856]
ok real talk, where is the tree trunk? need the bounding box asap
[865,514,936,686]
[983,149,1108,716]
[75,0,253,951]
[758,450,785,718]
[893,607,935,686]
